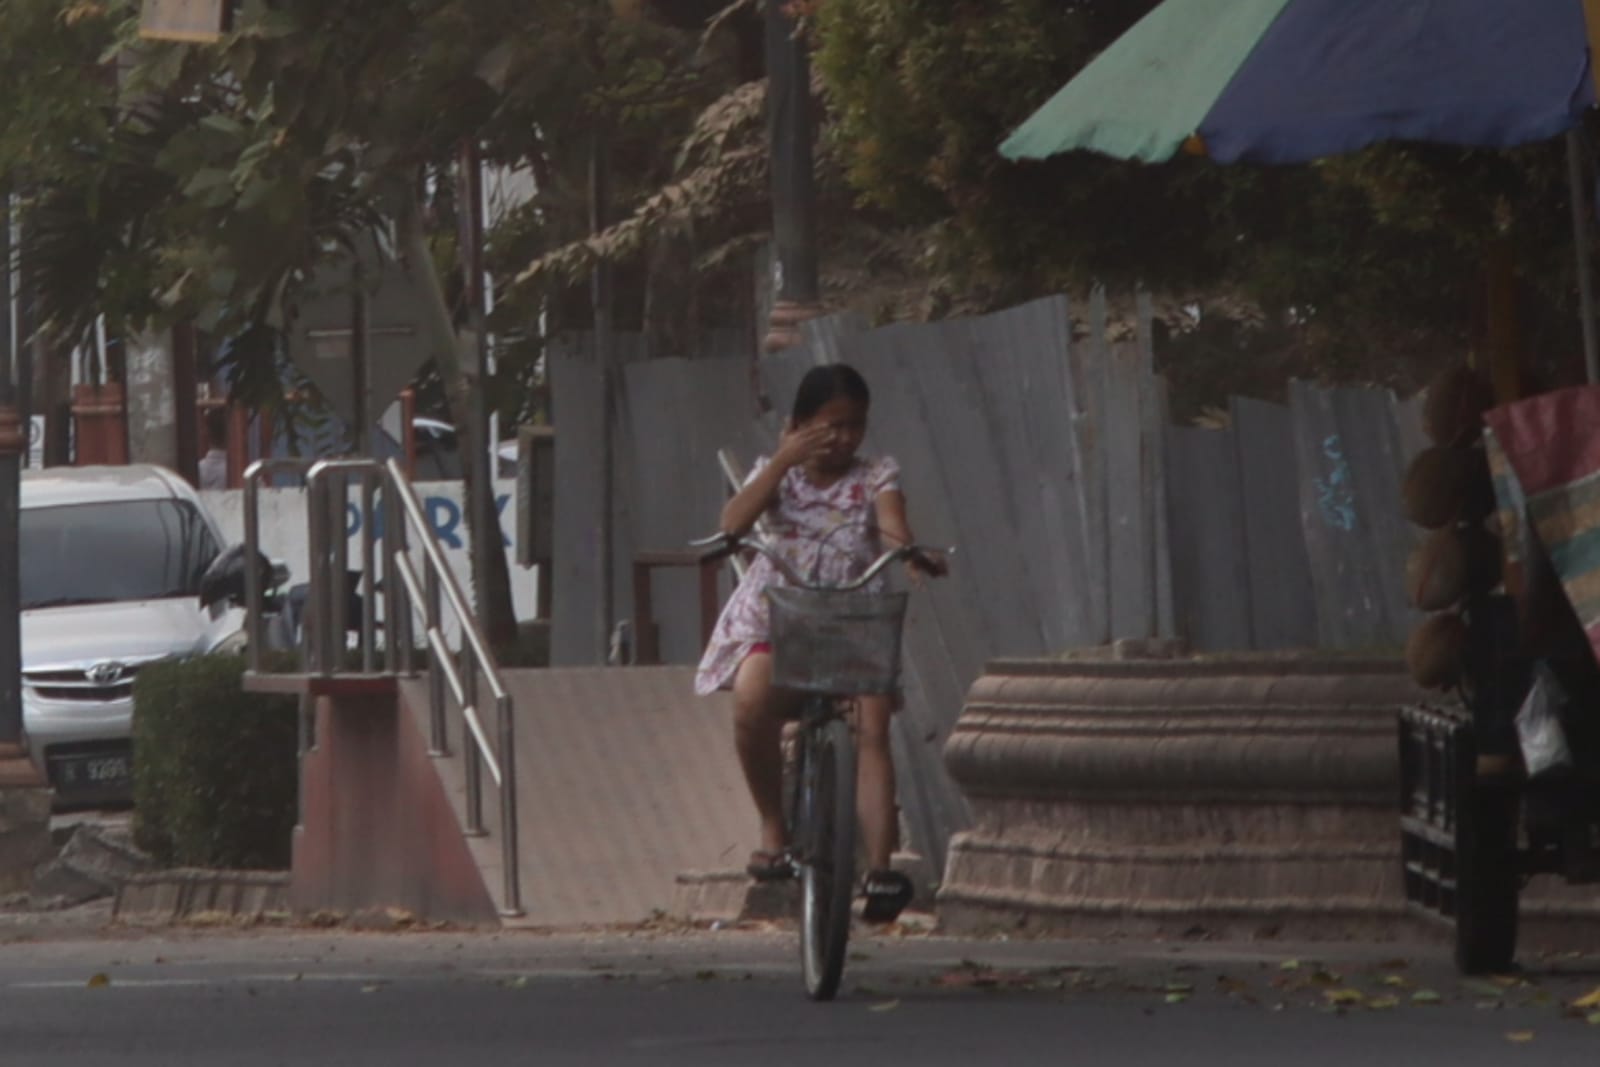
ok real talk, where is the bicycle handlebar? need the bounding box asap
[691,531,950,591]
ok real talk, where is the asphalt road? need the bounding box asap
[1,925,1598,1066]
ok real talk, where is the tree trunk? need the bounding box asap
[397,189,518,649]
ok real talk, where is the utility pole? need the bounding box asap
[591,130,616,662]
[0,186,22,744]
[762,0,823,353]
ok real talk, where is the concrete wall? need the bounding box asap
[290,685,500,924]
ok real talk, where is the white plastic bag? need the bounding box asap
[1516,666,1573,778]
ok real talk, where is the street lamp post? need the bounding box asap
[762,0,823,353]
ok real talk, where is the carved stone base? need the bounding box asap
[938,658,1421,939]
[938,657,1600,947]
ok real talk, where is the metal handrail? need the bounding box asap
[242,456,522,918]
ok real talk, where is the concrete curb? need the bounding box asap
[673,851,933,924]
[113,869,291,926]
[33,824,154,905]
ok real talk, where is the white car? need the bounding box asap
[19,465,246,807]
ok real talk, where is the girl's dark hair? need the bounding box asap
[791,363,871,423]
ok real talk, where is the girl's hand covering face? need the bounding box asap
[775,419,834,470]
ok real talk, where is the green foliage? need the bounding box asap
[812,0,1228,293]
[131,654,298,870]
[0,0,742,414]
[812,0,1597,388]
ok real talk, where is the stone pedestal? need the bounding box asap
[939,657,1600,947]
[938,658,1422,940]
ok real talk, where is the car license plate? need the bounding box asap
[51,752,132,792]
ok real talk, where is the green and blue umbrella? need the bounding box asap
[1001,0,1600,165]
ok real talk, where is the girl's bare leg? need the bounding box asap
[855,695,898,871]
[732,652,789,854]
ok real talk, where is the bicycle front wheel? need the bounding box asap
[798,715,857,1001]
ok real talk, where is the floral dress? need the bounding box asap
[694,454,902,695]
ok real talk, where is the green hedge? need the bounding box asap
[131,654,298,870]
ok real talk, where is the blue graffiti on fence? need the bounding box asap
[1313,434,1357,532]
[345,493,513,548]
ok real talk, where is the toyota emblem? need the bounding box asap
[85,662,126,686]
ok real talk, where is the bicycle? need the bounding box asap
[694,529,946,1001]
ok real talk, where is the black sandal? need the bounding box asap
[745,849,795,882]
[860,869,913,923]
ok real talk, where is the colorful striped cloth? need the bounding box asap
[1484,385,1600,661]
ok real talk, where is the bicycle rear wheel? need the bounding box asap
[797,714,857,1001]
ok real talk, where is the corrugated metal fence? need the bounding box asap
[545,293,1425,872]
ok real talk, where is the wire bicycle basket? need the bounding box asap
[766,586,908,695]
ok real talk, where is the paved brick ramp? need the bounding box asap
[401,667,750,927]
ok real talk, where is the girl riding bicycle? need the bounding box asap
[695,363,947,923]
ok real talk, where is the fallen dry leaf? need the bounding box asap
[1165,992,1189,1005]
[1505,1031,1534,1044]
[86,973,110,989]
[1324,989,1366,1006]
[1572,986,1600,1010]
[1412,989,1443,1005]
[1380,975,1413,989]
[1368,995,1401,1010]
[1586,1011,1600,1026]
[869,999,900,1013]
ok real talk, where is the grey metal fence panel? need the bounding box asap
[1146,374,1178,640]
[549,344,604,665]
[1106,340,1157,640]
[1137,294,1177,640]
[617,357,756,665]
[798,310,870,367]
[1288,381,1417,649]
[1165,425,1254,650]
[966,296,1091,651]
[915,320,1046,655]
[1332,386,1420,647]
[700,328,751,362]
[1067,288,1113,644]
[1289,381,1367,648]
[1231,396,1319,649]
